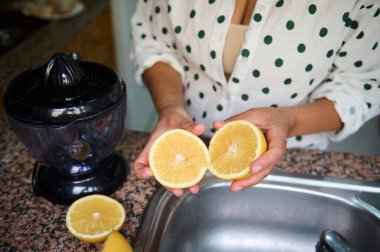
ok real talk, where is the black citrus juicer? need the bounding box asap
[3,52,127,205]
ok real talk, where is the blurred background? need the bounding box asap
[0,0,379,155]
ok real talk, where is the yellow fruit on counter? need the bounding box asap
[66,194,126,243]
[101,231,133,252]
[208,120,267,180]
[148,129,210,188]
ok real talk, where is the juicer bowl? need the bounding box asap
[6,94,126,176]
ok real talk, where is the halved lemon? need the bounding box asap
[66,194,126,243]
[101,231,133,252]
[148,129,210,188]
[208,120,267,180]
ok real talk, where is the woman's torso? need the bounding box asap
[144,0,373,148]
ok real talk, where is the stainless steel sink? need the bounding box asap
[135,173,380,252]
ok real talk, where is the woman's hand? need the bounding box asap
[133,105,205,197]
[213,99,342,191]
[213,107,296,192]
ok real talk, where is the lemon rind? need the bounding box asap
[208,166,251,180]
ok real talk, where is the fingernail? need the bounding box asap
[233,186,243,192]
[213,121,224,127]
[172,190,183,197]
[190,187,199,194]
[143,170,152,178]
[252,166,262,174]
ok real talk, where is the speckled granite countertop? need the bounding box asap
[0,118,379,252]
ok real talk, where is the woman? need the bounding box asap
[130,0,380,196]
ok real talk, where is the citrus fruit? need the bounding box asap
[148,129,210,188]
[101,231,133,252]
[66,194,126,243]
[208,120,267,180]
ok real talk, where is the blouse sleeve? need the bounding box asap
[129,0,184,85]
[309,2,380,142]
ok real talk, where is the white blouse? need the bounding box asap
[130,0,380,150]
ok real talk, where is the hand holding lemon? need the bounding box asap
[133,105,206,196]
[208,120,267,180]
[147,120,268,190]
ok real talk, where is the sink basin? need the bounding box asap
[135,173,380,252]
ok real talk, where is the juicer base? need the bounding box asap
[32,152,127,205]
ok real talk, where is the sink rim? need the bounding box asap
[135,172,380,251]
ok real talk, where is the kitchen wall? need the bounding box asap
[110,0,157,133]
[110,0,380,155]
[326,116,380,155]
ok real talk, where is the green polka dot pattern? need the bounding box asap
[241,49,250,57]
[364,83,372,90]
[284,78,292,85]
[190,9,196,18]
[174,26,181,34]
[276,0,284,7]
[264,35,273,45]
[252,70,260,78]
[308,4,317,14]
[130,1,380,144]
[210,50,216,59]
[275,58,283,67]
[286,20,295,30]
[254,14,262,22]
[198,30,205,39]
[297,44,306,53]
[326,50,334,58]
[319,28,328,37]
[305,64,313,72]
[354,61,363,67]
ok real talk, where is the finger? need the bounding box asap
[230,167,271,191]
[164,187,184,197]
[251,131,286,174]
[133,139,154,179]
[188,184,200,194]
[189,173,206,194]
[218,111,253,124]
[212,120,225,130]
[132,161,153,179]
[133,128,168,179]
[190,123,206,136]
[231,130,286,191]
[133,141,155,179]
[212,111,253,130]
[250,146,283,174]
